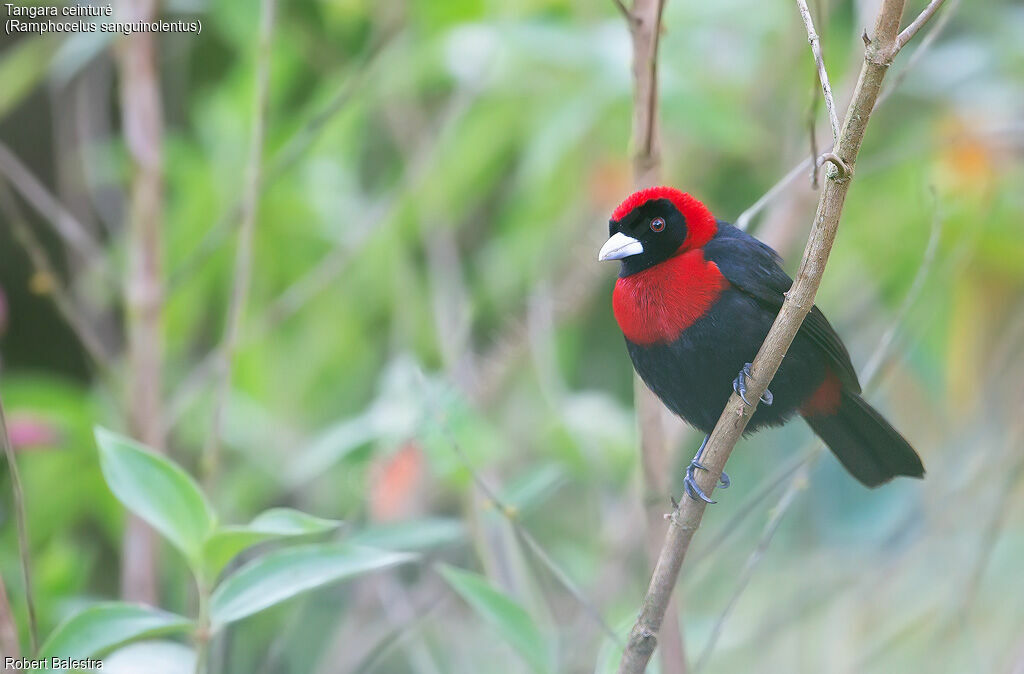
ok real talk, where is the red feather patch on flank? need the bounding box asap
[610,186,718,250]
[800,368,842,417]
[613,249,728,345]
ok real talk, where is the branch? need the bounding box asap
[878,0,957,108]
[0,143,106,267]
[734,0,957,231]
[0,180,113,369]
[0,390,38,655]
[895,0,946,54]
[201,0,277,489]
[424,380,622,645]
[795,0,840,140]
[615,0,940,670]
[116,0,166,604]
[612,0,636,25]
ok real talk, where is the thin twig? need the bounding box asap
[0,142,106,267]
[686,447,812,567]
[734,0,957,231]
[616,1,945,669]
[0,180,112,368]
[795,0,840,140]
[424,391,623,646]
[0,391,38,654]
[877,0,958,109]
[860,191,942,383]
[807,79,821,189]
[693,459,814,673]
[353,594,450,674]
[201,0,277,489]
[735,158,813,231]
[895,0,946,54]
[168,26,399,289]
[612,0,635,24]
[641,0,668,160]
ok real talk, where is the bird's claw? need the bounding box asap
[733,362,773,407]
[683,458,729,504]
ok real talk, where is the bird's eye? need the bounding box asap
[650,217,666,232]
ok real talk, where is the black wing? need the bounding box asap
[704,222,861,393]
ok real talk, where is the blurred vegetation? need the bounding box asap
[1,0,1023,672]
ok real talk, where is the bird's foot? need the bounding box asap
[683,435,730,504]
[733,362,773,407]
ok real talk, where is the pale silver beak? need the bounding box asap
[598,232,644,261]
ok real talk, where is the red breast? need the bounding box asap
[612,248,729,345]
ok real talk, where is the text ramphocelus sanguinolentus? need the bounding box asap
[600,186,925,490]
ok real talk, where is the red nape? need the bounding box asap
[613,249,728,345]
[800,368,842,416]
[610,186,718,250]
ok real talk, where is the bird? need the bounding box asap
[598,186,924,502]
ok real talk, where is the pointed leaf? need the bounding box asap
[40,603,193,660]
[437,564,550,673]
[209,544,415,630]
[95,427,215,565]
[247,508,341,534]
[202,508,342,576]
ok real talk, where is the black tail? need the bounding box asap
[803,390,924,487]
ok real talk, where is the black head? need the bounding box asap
[599,187,718,277]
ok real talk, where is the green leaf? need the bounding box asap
[348,518,464,551]
[103,641,196,674]
[94,427,215,566]
[209,544,416,630]
[39,603,193,661]
[203,508,342,576]
[436,564,550,674]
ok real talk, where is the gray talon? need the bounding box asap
[684,470,715,504]
[733,362,773,407]
[682,434,729,504]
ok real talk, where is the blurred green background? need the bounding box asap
[1,0,1023,672]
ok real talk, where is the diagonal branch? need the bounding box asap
[0,142,106,267]
[795,0,840,140]
[895,0,946,54]
[0,180,113,369]
[615,0,952,669]
[612,0,636,24]
[424,382,622,645]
